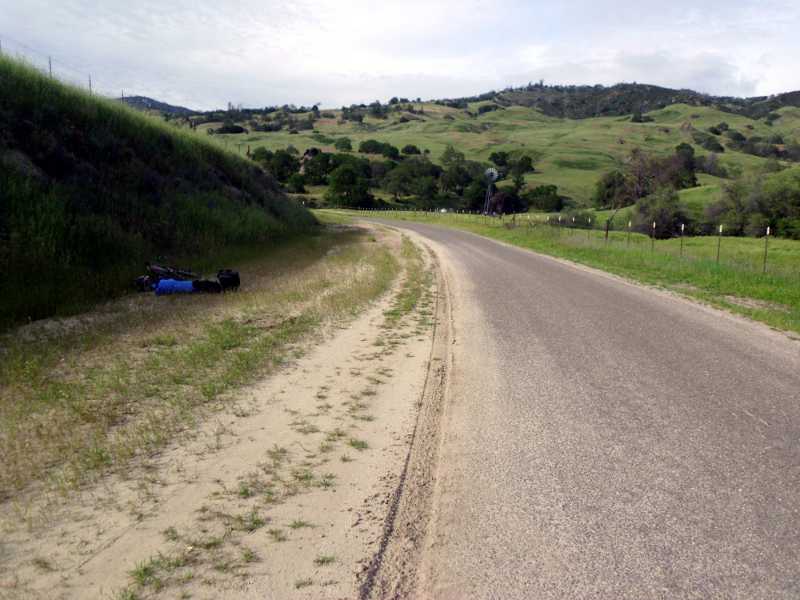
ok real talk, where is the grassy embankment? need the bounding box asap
[0,55,315,329]
[0,226,399,500]
[324,209,800,336]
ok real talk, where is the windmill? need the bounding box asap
[482,167,499,215]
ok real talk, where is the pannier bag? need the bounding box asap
[154,279,195,295]
[193,279,223,294]
[217,269,240,291]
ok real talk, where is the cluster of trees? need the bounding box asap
[206,109,319,135]
[431,82,800,121]
[708,167,800,238]
[357,140,425,159]
[593,144,698,213]
[591,144,712,238]
[592,142,800,238]
[208,119,248,135]
[339,99,425,124]
[251,147,301,182]
[727,131,800,161]
[700,122,800,161]
[692,130,725,153]
[630,165,800,240]
[250,141,540,212]
[254,111,316,133]
[198,103,318,122]
[358,139,401,160]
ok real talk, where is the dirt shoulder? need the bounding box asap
[0,225,443,600]
[356,228,452,600]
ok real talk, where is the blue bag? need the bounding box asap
[155,279,195,295]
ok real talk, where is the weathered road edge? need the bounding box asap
[359,237,452,600]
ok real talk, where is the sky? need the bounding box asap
[2,0,800,110]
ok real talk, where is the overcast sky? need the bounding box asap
[2,0,799,110]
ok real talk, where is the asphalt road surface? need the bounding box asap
[377,220,800,600]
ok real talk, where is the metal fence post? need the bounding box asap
[651,221,656,253]
[627,220,631,248]
[763,226,770,274]
[716,224,723,265]
[587,218,591,241]
[680,223,685,259]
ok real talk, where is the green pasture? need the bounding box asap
[209,101,800,206]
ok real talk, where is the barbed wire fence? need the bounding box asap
[0,33,129,100]
[348,207,795,280]
[0,33,251,159]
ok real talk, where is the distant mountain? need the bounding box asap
[119,95,195,116]
[434,83,800,120]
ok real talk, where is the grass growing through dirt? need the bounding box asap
[0,227,398,498]
[326,209,800,336]
[382,236,431,327]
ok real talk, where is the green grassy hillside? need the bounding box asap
[207,100,800,211]
[0,56,316,329]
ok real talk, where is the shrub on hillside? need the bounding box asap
[592,169,628,208]
[287,173,306,193]
[489,151,509,167]
[726,130,747,144]
[477,104,500,115]
[334,137,352,151]
[524,185,563,212]
[695,153,728,178]
[215,119,248,134]
[633,187,692,238]
[692,131,725,153]
[358,139,399,159]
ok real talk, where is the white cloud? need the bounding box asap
[1,0,799,109]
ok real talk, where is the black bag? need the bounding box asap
[192,279,222,294]
[217,269,240,291]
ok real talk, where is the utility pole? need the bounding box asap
[48,56,52,77]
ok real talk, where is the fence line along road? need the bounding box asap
[341,207,795,280]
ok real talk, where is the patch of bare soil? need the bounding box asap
[723,295,790,313]
[0,229,443,600]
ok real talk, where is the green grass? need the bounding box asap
[0,227,399,497]
[325,209,800,336]
[348,438,369,451]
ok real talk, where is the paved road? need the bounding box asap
[377,220,800,599]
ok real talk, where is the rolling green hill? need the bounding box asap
[204,99,800,212]
[0,55,316,329]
